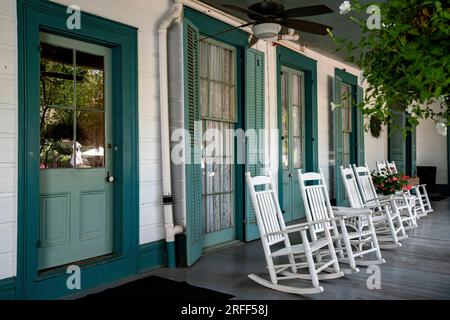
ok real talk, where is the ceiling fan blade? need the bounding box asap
[278,5,333,18]
[198,22,255,42]
[248,35,259,47]
[279,19,333,35]
[221,4,264,19]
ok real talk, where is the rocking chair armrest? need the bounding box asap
[264,225,309,237]
[286,217,345,229]
[364,198,392,208]
[332,206,372,217]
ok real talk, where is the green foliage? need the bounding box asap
[371,172,411,195]
[330,0,450,130]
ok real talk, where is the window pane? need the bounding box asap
[293,137,302,169]
[40,107,74,169]
[292,74,299,106]
[209,44,221,82]
[76,111,105,168]
[200,79,209,117]
[40,43,74,108]
[292,105,300,137]
[76,51,104,110]
[221,193,232,229]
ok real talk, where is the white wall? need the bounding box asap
[416,102,448,184]
[0,0,17,280]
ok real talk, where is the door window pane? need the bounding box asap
[77,111,105,168]
[40,43,74,108]
[39,108,74,169]
[76,51,104,110]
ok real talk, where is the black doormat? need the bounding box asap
[78,275,234,300]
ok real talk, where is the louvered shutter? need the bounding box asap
[245,48,265,241]
[183,18,203,266]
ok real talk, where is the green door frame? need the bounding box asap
[388,113,417,176]
[334,68,364,205]
[17,0,139,299]
[276,46,318,221]
[183,8,248,264]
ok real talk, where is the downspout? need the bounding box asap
[159,0,184,268]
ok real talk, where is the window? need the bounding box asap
[199,38,236,234]
[40,42,105,169]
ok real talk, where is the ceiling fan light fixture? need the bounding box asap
[252,23,281,40]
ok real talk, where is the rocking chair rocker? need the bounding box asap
[340,166,407,249]
[245,172,344,295]
[297,169,385,269]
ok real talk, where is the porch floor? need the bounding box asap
[151,197,450,300]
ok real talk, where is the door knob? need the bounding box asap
[106,172,115,183]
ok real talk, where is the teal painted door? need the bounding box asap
[38,33,113,270]
[280,67,305,222]
[334,70,365,206]
[245,48,265,241]
[389,113,416,176]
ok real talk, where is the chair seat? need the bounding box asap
[271,238,330,257]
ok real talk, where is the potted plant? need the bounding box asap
[371,172,411,195]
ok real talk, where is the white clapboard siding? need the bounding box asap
[0,0,17,280]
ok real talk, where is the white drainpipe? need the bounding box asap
[159,0,184,268]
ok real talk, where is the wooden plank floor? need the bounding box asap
[151,198,450,300]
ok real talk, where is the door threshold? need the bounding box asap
[203,240,241,255]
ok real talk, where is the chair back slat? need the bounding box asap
[340,166,365,208]
[298,169,333,233]
[246,172,286,246]
[352,164,378,203]
[376,161,388,175]
[386,161,398,174]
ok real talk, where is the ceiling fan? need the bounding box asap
[212,1,334,45]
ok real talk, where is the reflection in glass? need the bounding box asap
[40,43,74,108]
[77,111,105,168]
[39,108,74,169]
[76,51,104,110]
[40,41,105,170]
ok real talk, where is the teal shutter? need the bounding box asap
[388,112,406,173]
[356,86,365,165]
[245,48,265,241]
[333,75,344,204]
[183,19,203,266]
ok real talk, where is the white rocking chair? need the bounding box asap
[297,169,385,269]
[245,172,344,295]
[353,164,417,231]
[340,166,407,249]
[386,161,433,216]
[376,161,424,219]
